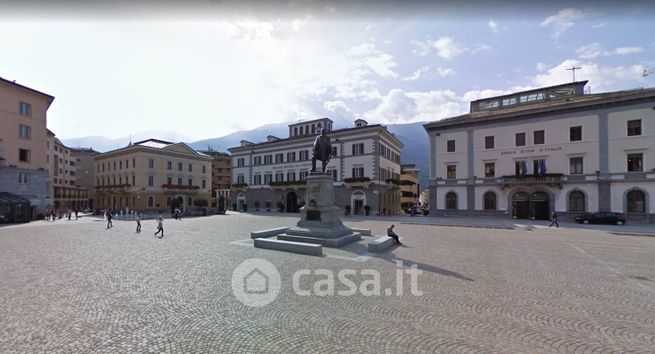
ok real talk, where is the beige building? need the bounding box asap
[70,147,100,208]
[400,164,420,212]
[45,130,89,211]
[198,150,232,204]
[94,139,213,213]
[0,77,54,219]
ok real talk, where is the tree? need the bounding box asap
[218,195,226,211]
[193,198,208,207]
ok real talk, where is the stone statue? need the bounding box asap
[311,129,332,173]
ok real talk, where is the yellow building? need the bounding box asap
[400,164,420,212]
[94,139,212,213]
[46,129,89,211]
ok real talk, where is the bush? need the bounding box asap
[277,201,285,212]
[265,201,272,211]
[254,200,260,211]
[422,209,430,216]
[218,196,226,211]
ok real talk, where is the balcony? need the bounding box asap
[161,184,201,193]
[500,174,563,189]
[343,177,371,189]
[94,184,131,193]
[269,180,307,190]
[385,178,400,191]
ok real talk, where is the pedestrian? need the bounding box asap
[51,210,56,222]
[154,217,164,238]
[136,214,142,233]
[68,210,72,220]
[549,212,559,228]
[174,208,178,220]
[75,209,79,220]
[386,224,402,245]
[106,209,113,229]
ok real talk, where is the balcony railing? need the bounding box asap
[94,184,131,192]
[500,174,563,188]
[161,184,200,191]
[343,177,371,189]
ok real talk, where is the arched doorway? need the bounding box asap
[530,191,550,220]
[351,191,366,215]
[511,190,550,220]
[237,193,246,211]
[511,192,530,219]
[286,191,298,212]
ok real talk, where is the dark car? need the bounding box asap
[0,214,5,223]
[575,212,626,225]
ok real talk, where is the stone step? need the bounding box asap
[254,238,323,256]
[350,227,372,236]
[277,232,361,248]
[367,236,396,253]
[250,227,289,239]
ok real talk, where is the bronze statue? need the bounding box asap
[311,129,332,172]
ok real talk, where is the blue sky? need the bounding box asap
[1,1,653,141]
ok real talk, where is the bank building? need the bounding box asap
[424,81,655,222]
[228,118,404,215]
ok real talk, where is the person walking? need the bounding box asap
[136,214,142,233]
[154,217,164,238]
[106,209,113,229]
[386,224,402,245]
[549,212,559,228]
[75,209,79,220]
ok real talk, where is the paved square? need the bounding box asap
[1,213,654,353]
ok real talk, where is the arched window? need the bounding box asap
[446,192,457,210]
[483,191,496,210]
[627,190,646,213]
[147,196,154,208]
[568,191,585,212]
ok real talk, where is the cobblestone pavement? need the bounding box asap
[1,212,654,353]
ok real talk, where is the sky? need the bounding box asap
[1,0,654,141]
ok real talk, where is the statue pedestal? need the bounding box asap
[276,172,361,247]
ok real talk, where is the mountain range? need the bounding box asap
[61,118,431,189]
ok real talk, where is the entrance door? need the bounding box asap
[531,192,550,220]
[354,199,364,215]
[512,192,530,219]
[287,192,298,213]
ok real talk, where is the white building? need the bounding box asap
[424,81,655,222]
[228,118,404,215]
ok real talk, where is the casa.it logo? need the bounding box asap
[231,258,281,307]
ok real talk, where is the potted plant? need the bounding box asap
[277,201,285,212]
[265,200,271,211]
[254,200,260,211]
[364,205,370,216]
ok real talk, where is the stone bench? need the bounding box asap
[254,238,323,256]
[250,227,289,239]
[367,236,396,253]
[350,228,372,236]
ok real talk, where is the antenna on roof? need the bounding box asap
[566,66,582,82]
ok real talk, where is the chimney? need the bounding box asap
[354,119,368,127]
[240,140,254,147]
[266,135,280,142]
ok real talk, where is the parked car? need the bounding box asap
[575,212,626,225]
[0,214,5,223]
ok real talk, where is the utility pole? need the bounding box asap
[566,66,582,82]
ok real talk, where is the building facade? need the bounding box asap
[198,150,232,204]
[46,130,89,211]
[424,81,655,222]
[0,77,53,218]
[400,164,420,212]
[70,147,100,208]
[94,139,213,213]
[228,118,403,215]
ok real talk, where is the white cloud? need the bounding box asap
[363,88,465,123]
[576,43,644,58]
[436,67,455,77]
[401,67,428,81]
[613,46,643,55]
[540,8,589,38]
[411,36,489,60]
[532,59,646,92]
[536,62,550,72]
[488,19,498,32]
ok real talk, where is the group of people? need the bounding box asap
[105,209,164,237]
[45,209,79,221]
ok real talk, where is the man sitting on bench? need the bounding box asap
[386,224,402,245]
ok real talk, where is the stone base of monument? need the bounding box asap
[252,172,362,251]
